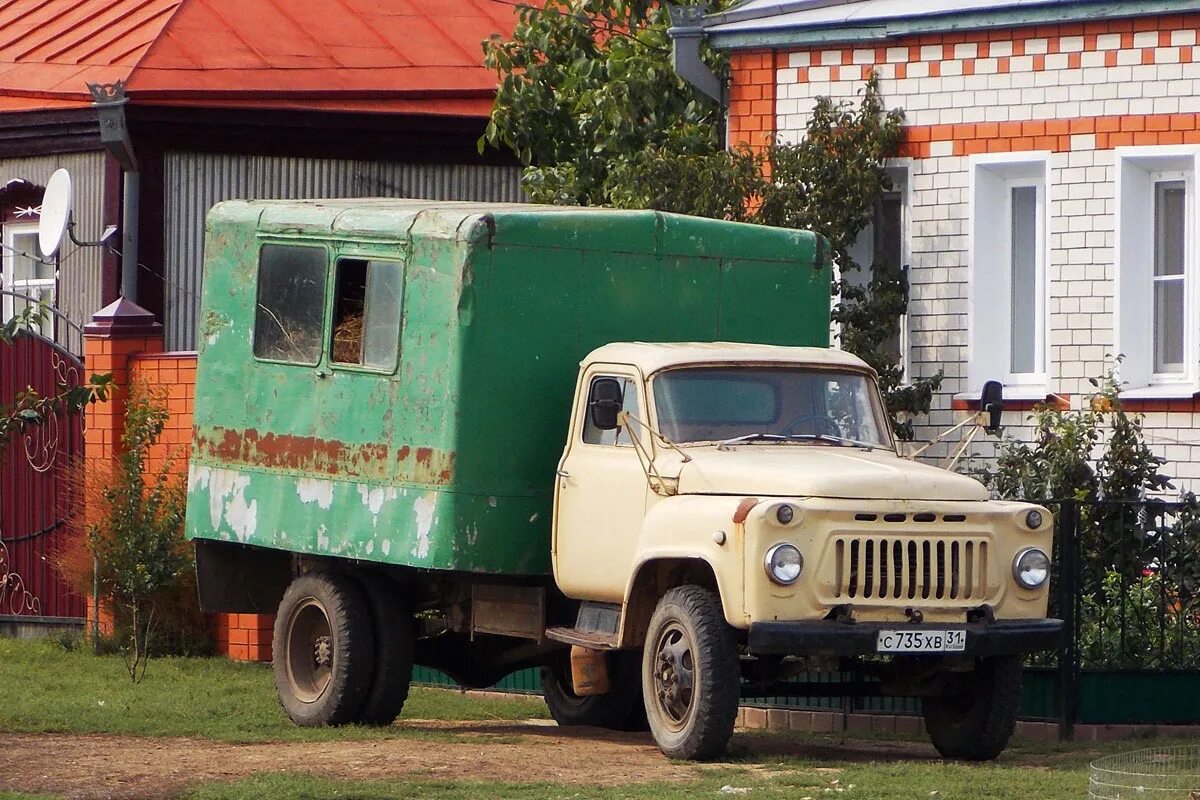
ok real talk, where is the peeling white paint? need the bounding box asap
[187,462,205,493]
[223,480,258,542]
[296,478,335,510]
[190,465,256,540]
[357,484,399,523]
[316,524,329,551]
[412,492,437,559]
[381,539,391,557]
[365,539,374,555]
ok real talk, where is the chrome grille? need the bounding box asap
[832,536,990,602]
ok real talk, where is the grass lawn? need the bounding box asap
[1,637,1195,800]
[0,637,547,743]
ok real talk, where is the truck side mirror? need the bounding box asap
[980,380,1004,434]
[589,378,623,431]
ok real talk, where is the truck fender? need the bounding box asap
[618,554,731,648]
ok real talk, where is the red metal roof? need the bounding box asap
[0,0,519,117]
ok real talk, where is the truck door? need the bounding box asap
[553,365,650,603]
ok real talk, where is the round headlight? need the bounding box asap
[1013,547,1050,589]
[1025,509,1044,530]
[776,504,795,524]
[765,543,803,585]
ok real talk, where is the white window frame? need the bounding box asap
[1,222,54,327]
[837,162,911,379]
[1115,146,1199,394]
[967,153,1051,394]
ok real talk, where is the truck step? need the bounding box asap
[545,626,618,650]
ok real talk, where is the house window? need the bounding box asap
[330,258,404,371]
[252,244,327,364]
[1116,148,1197,391]
[969,155,1049,391]
[844,167,908,370]
[1,223,54,334]
[1153,180,1186,374]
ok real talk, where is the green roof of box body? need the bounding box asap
[186,199,832,576]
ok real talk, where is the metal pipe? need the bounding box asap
[121,171,139,302]
[666,5,725,107]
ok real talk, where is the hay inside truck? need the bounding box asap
[187,199,1061,760]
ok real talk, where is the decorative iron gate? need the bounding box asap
[0,291,86,622]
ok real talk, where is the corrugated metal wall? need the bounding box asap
[162,152,525,350]
[0,152,107,333]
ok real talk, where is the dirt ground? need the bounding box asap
[0,720,940,799]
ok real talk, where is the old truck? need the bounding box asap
[187,198,1060,761]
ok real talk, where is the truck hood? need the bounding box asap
[673,445,989,501]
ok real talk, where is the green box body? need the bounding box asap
[186,199,832,577]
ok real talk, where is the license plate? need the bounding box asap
[876,629,966,653]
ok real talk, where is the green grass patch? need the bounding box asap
[0,637,548,743]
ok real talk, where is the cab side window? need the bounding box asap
[582,376,641,446]
[253,244,327,364]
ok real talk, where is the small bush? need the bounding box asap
[58,380,208,679]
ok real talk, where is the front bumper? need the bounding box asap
[748,618,1063,657]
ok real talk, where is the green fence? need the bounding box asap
[412,665,1200,725]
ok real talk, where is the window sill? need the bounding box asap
[952,389,1069,412]
[1118,384,1199,400]
[1117,384,1200,412]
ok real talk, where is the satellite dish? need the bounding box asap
[39,168,73,257]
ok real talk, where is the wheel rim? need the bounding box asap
[652,621,697,732]
[285,597,333,704]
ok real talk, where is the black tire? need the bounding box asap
[273,572,375,726]
[641,585,739,760]
[542,649,646,731]
[353,572,414,726]
[922,655,1024,761]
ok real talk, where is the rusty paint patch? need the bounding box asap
[194,426,390,480]
[193,426,456,486]
[732,497,760,524]
[398,447,455,485]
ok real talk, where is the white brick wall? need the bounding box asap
[769,19,1200,488]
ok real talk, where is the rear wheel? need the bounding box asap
[353,572,414,725]
[273,572,375,726]
[923,655,1023,761]
[542,649,647,731]
[641,585,739,761]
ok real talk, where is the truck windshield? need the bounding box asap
[652,366,891,448]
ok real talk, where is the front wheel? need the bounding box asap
[641,585,739,760]
[922,655,1023,761]
[272,572,375,726]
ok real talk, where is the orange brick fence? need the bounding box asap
[82,298,272,662]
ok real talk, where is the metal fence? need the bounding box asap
[413,498,1200,735]
[1049,498,1200,737]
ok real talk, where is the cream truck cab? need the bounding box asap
[547,342,1058,760]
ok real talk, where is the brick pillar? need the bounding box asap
[82,298,164,643]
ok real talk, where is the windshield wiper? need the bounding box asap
[787,433,876,450]
[717,432,788,450]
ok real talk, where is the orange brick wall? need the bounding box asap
[128,352,196,478]
[729,50,778,151]
[129,352,276,663]
[87,341,274,662]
